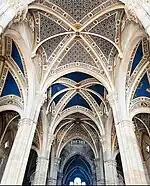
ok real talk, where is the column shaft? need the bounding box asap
[33,135,54,185]
[104,160,118,185]
[33,157,49,185]
[115,120,147,184]
[107,93,147,185]
[0,118,36,185]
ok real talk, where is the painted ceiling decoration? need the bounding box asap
[1,72,20,97]
[11,40,25,75]
[30,0,124,77]
[126,38,150,101]
[47,72,107,114]
[134,71,150,98]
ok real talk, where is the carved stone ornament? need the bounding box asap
[125,0,138,24]
[7,0,28,23]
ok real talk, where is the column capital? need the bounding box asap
[117,120,135,131]
[106,92,118,107]
[7,0,28,23]
[54,157,61,166]
[105,159,117,167]
[37,156,49,161]
[18,118,36,127]
[125,0,139,23]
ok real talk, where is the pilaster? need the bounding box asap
[94,157,105,185]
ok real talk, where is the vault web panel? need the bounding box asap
[1,72,20,97]
[64,72,92,82]
[49,0,106,22]
[88,84,104,96]
[59,41,96,67]
[130,41,143,75]
[42,35,65,60]
[90,35,114,59]
[40,13,66,41]
[64,93,91,110]
[11,41,24,75]
[134,73,150,98]
[89,12,117,42]
[52,83,68,96]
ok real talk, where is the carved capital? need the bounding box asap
[107,92,118,108]
[125,0,139,23]
[18,118,35,127]
[54,157,61,167]
[105,159,117,167]
[7,0,28,23]
[48,135,55,147]
[117,120,135,131]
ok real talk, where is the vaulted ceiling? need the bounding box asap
[0,0,149,146]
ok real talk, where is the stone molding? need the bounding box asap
[18,118,36,126]
[117,120,135,131]
[125,0,139,23]
[7,0,28,23]
[105,159,117,167]
[106,92,118,108]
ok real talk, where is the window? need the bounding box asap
[5,140,9,148]
[146,143,150,153]
[69,177,86,185]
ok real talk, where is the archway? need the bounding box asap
[57,138,96,186]
[63,154,92,185]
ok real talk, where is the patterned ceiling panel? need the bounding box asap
[39,13,66,41]
[48,0,107,22]
[59,41,97,67]
[90,35,114,60]
[87,11,117,42]
[42,35,66,61]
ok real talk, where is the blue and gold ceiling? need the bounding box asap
[50,72,106,111]
[0,39,25,98]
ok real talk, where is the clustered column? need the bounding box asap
[0,0,28,35]
[0,118,37,185]
[107,93,147,185]
[33,135,54,185]
[47,157,61,185]
[104,159,118,185]
[125,0,150,36]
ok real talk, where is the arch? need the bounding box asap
[4,28,37,115]
[51,106,103,136]
[57,136,98,158]
[60,151,94,175]
[116,23,146,117]
[0,104,23,118]
[130,108,150,119]
[61,154,93,185]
